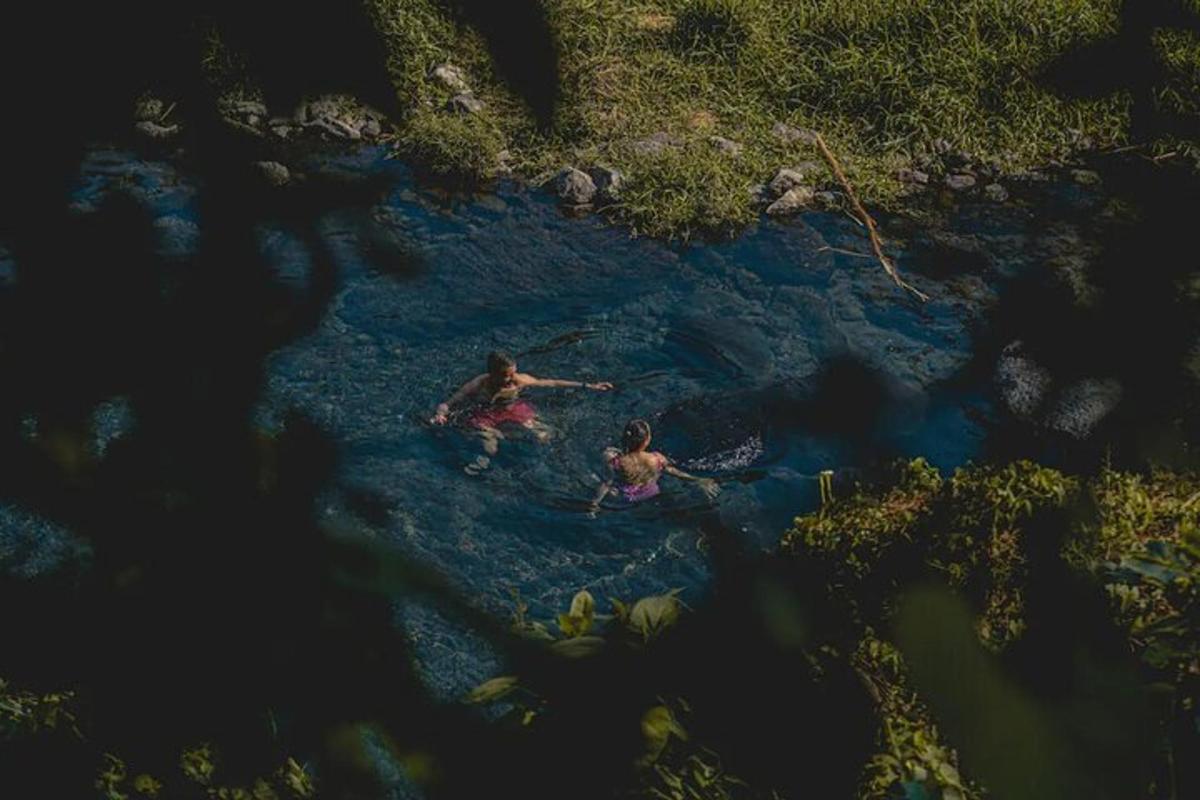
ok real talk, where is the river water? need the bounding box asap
[2,143,1115,701]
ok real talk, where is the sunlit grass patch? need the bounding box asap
[364,0,1197,237]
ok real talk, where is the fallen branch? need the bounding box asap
[813,133,929,302]
[816,246,875,260]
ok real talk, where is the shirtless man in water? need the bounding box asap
[430,351,613,459]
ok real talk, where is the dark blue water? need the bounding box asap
[3,144,1081,699]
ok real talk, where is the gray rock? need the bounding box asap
[945,173,977,191]
[306,117,360,140]
[944,150,973,170]
[134,97,165,122]
[630,131,679,156]
[588,165,623,201]
[766,185,815,216]
[446,93,485,115]
[897,167,929,185]
[709,135,743,156]
[254,160,292,187]
[297,97,341,123]
[430,63,470,93]
[771,122,817,145]
[227,99,268,119]
[134,120,179,140]
[984,183,1009,202]
[1070,169,1101,186]
[553,167,597,206]
[1045,378,1122,439]
[812,190,839,209]
[768,167,811,197]
[361,118,382,138]
[996,341,1051,418]
[748,183,770,205]
[270,123,297,140]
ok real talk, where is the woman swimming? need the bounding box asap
[430,350,613,456]
[589,419,719,514]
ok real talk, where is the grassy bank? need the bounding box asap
[361,0,1200,237]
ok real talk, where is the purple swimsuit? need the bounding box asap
[610,452,667,503]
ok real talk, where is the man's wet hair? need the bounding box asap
[487,350,516,377]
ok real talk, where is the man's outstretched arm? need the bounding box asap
[519,373,613,391]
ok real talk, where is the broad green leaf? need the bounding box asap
[628,590,683,640]
[640,705,687,765]
[467,675,519,704]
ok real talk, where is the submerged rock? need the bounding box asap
[996,341,1050,418]
[1045,378,1122,439]
[553,167,597,206]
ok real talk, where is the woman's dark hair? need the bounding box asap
[623,419,652,452]
[487,351,516,378]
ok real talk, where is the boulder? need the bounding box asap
[553,167,597,206]
[984,183,1009,202]
[766,186,815,216]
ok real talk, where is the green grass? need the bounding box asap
[360,0,1200,237]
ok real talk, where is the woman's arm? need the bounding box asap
[587,449,620,516]
[519,373,613,391]
[662,457,720,498]
[431,374,485,423]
